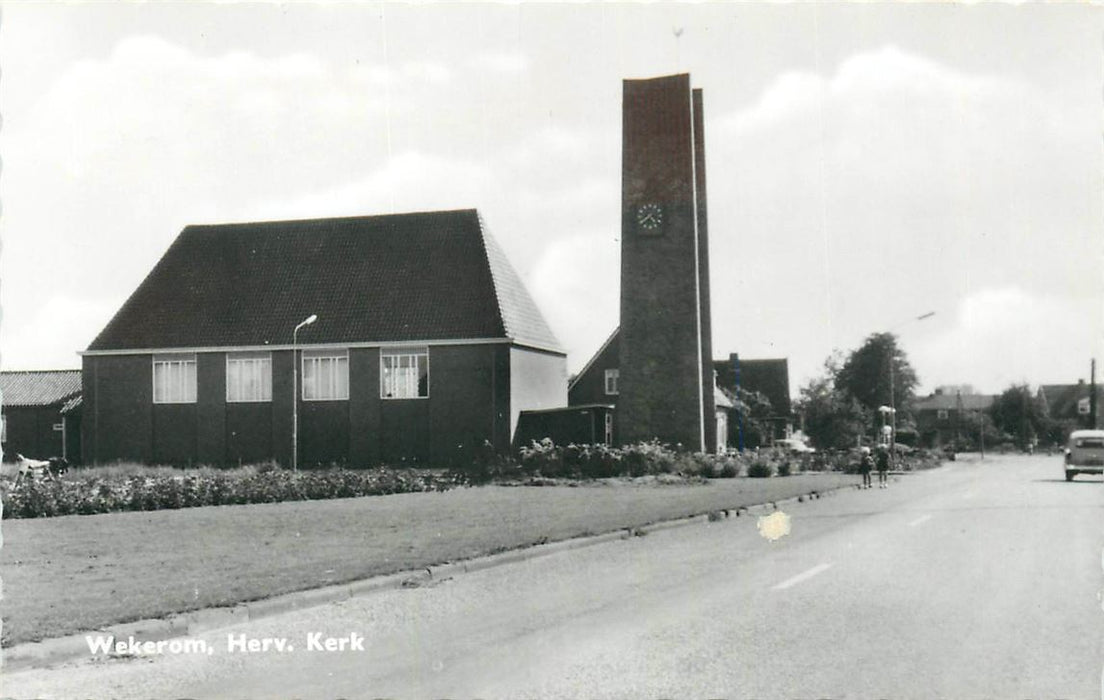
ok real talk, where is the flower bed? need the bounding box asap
[0,467,465,519]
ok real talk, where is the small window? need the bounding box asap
[937,409,949,420]
[1075,438,1104,449]
[1078,398,1091,415]
[227,352,272,403]
[302,350,349,401]
[381,348,429,399]
[153,354,197,404]
[604,368,619,396]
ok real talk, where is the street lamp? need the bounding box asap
[292,314,317,472]
[886,311,936,458]
[878,405,895,447]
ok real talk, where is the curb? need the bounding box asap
[2,481,856,673]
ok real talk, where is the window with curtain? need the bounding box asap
[302,351,349,401]
[381,348,429,399]
[604,368,619,396]
[153,354,197,404]
[226,353,272,402]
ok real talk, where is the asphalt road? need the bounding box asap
[6,454,1102,699]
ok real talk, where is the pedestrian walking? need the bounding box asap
[859,446,874,489]
[876,444,890,488]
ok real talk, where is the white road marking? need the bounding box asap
[773,563,834,591]
[909,514,933,527]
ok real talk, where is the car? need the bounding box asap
[775,438,816,454]
[1064,429,1104,481]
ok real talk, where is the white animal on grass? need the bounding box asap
[0,453,58,485]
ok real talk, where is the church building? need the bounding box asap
[81,209,566,467]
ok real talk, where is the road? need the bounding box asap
[5,454,1102,699]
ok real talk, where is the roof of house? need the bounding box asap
[913,393,994,411]
[1038,383,1104,416]
[568,327,621,392]
[87,209,562,353]
[1,370,82,408]
[714,357,791,416]
[61,394,83,415]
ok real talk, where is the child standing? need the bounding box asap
[876,445,891,488]
[859,447,874,489]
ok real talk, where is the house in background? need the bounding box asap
[1,370,83,462]
[81,209,566,467]
[713,355,793,446]
[913,388,995,447]
[1038,381,1103,429]
[567,327,733,452]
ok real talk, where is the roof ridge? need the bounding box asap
[184,208,480,231]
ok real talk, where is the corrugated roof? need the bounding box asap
[61,394,83,414]
[88,209,563,353]
[1,370,81,407]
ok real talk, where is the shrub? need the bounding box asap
[747,460,774,478]
[777,461,793,477]
[0,466,467,520]
[718,460,740,478]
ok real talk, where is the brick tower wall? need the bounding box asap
[617,74,708,450]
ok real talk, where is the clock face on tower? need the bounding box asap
[635,202,663,232]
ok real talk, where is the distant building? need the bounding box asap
[81,209,566,467]
[1037,381,1103,428]
[714,355,793,445]
[567,327,731,452]
[1,370,82,462]
[913,389,994,447]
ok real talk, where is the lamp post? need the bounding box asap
[292,314,317,472]
[886,311,936,458]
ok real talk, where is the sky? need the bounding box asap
[1,2,1102,397]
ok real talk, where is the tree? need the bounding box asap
[835,332,919,414]
[727,386,775,449]
[989,384,1054,449]
[796,355,871,450]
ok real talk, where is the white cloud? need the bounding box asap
[0,295,117,370]
[707,45,1102,392]
[527,233,620,373]
[468,50,528,75]
[913,288,1103,393]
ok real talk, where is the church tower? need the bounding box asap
[617,73,715,451]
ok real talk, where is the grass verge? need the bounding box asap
[1,473,857,646]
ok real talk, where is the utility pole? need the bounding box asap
[1091,358,1098,429]
[734,354,744,452]
[978,410,985,461]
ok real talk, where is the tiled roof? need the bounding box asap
[1038,383,1103,416]
[88,209,562,353]
[1,370,82,407]
[715,357,791,416]
[913,393,994,411]
[478,215,562,351]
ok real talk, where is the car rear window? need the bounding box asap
[1074,438,1104,448]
